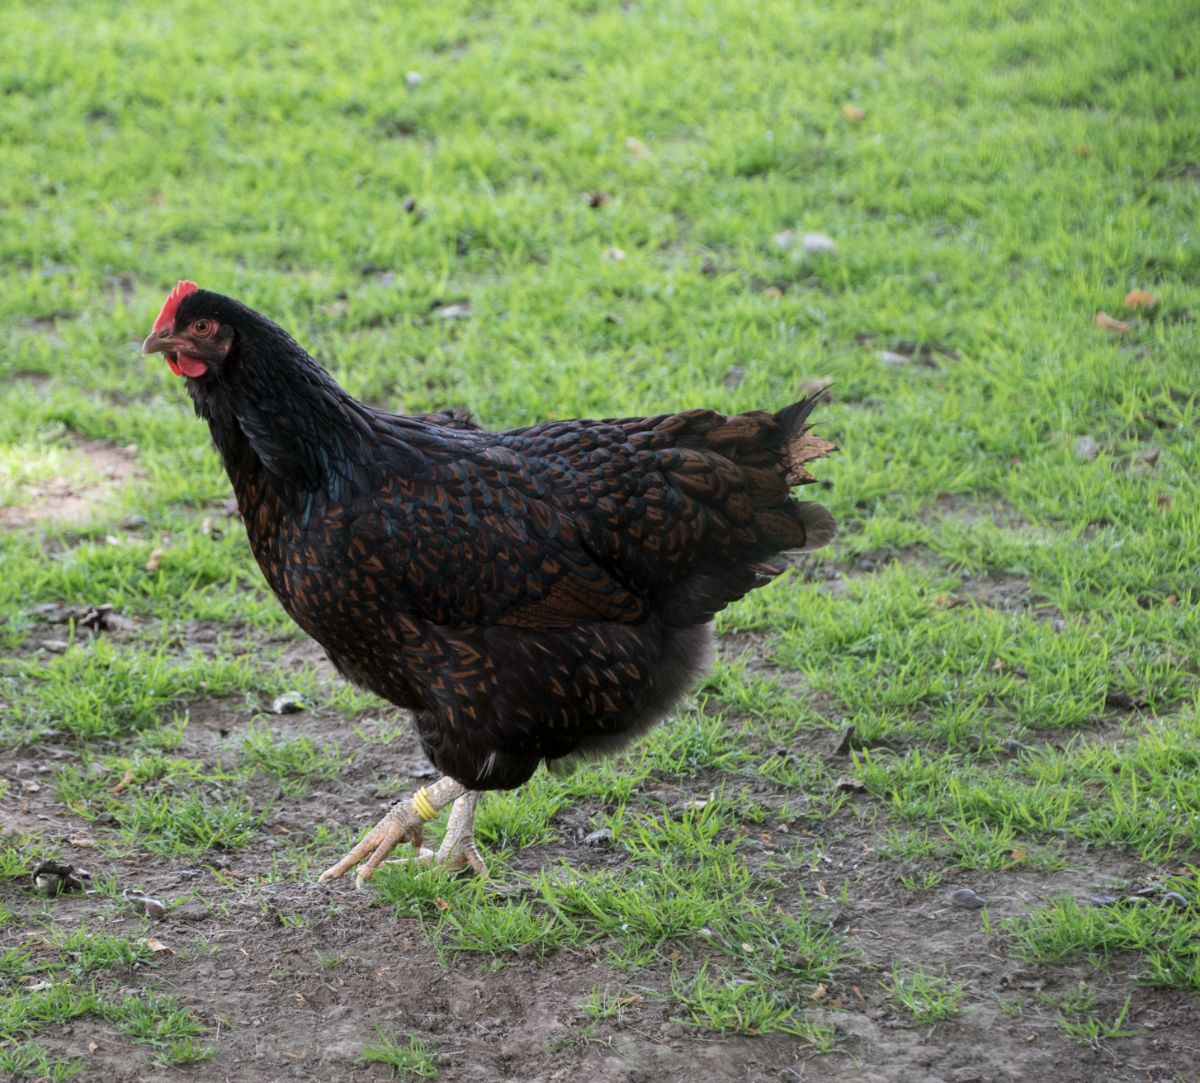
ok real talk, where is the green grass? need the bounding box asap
[884,966,970,1025]
[361,1031,438,1080]
[0,0,1198,1074]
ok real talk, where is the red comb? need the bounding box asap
[153,280,199,333]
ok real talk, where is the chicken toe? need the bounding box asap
[317,776,467,887]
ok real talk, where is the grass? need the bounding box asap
[884,966,970,1025]
[0,0,1198,1076]
[361,1031,438,1080]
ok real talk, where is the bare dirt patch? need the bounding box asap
[0,439,140,528]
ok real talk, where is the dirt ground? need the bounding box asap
[5,628,1199,1083]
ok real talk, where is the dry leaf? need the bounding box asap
[434,896,450,912]
[809,982,828,1000]
[1156,493,1172,511]
[108,768,135,795]
[68,836,97,849]
[144,548,163,572]
[762,285,784,300]
[1124,289,1158,310]
[1094,311,1131,333]
[841,104,866,122]
[1009,848,1027,863]
[88,1042,98,1053]
[143,937,175,955]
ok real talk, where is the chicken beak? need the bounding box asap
[141,329,174,355]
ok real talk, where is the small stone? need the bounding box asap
[880,350,911,367]
[950,887,986,909]
[118,514,148,530]
[405,71,423,88]
[773,229,795,250]
[802,232,837,255]
[271,691,311,715]
[42,639,70,653]
[217,968,236,980]
[723,365,746,390]
[32,860,90,896]
[581,827,612,847]
[1073,435,1100,461]
[604,247,627,262]
[124,888,166,919]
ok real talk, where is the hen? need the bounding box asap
[143,281,837,885]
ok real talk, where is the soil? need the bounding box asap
[0,440,141,529]
[4,639,1200,1083]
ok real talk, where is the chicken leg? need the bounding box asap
[403,791,488,877]
[318,775,479,887]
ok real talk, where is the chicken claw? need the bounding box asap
[397,792,488,878]
[318,776,467,888]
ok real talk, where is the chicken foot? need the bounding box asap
[318,775,470,887]
[397,791,488,878]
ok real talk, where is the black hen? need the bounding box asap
[143,281,836,882]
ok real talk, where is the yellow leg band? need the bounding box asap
[412,787,437,822]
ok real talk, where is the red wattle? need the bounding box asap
[176,354,209,378]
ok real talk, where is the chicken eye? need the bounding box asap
[191,318,215,336]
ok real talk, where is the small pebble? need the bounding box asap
[950,887,987,909]
[802,232,837,255]
[1073,435,1100,461]
[405,71,423,88]
[271,691,311,715]
[124,888,166,919]
[723,365,746,390]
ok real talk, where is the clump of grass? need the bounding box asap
[240,725,343,794]
[0,1041,83,1082]
[361,1030,438,1079]
[669,964,838,1044]
[1040,983,1140,1049]
[1006,890,1200,991]
[884,966,969,1025]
